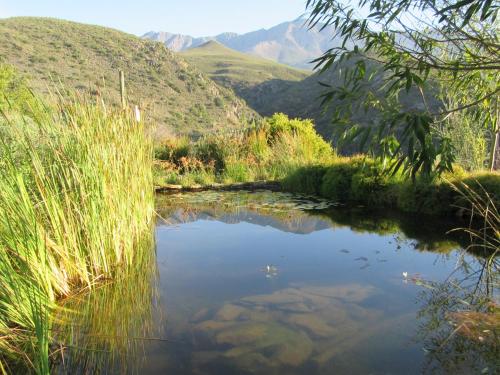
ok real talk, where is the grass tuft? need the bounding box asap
[0,93,154,372]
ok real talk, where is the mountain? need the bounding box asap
[0,17,257,139]
[180,42,437,145]
[143,18,338,70]
[180,41,310,113]
[174,39,375,140]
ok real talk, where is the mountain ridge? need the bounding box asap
[143,18,338,70]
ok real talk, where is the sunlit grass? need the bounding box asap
[0,96,155,373]
[154,113,336,187]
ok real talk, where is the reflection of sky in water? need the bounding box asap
[143,192,474,375]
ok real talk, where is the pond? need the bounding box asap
[55,191,497,375]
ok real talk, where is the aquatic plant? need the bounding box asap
[0,95,155,373]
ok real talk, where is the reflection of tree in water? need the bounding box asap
[415,247,499,373]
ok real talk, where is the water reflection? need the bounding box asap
[148,190,495,374]
[52,236,160,374]
[53,191,497,374]
[156,191,469,253]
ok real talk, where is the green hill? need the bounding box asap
[181,42,436,145]
[266,63,438,143]
[179,42,382,141]
[0,17,257,139]
[180,41,310,113]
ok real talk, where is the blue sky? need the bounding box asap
[0,0,308,36]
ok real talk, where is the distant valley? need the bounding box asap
[179,40,340,140]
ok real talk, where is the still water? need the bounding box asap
[56,190,495,374]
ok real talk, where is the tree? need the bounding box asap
[306,0,499,176]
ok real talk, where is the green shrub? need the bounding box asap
[265,113,333,160]
[214,96,225,107]
[396,178,452,215]
[155,137,191,163]
[195,136,231,172]
[223,160,253,183]
[350,159,400,206]
[320,157,365,202]
[282,165,328,195]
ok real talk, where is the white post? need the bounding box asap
[134,105,141,122]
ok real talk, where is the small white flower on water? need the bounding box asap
[264,265,277,272]
[262,265,278,278]
[402,272,408,278]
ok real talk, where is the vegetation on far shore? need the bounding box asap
[155,113,499,217]
[154,113,334,186]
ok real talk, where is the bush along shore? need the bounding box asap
[154,113,499,218]
[0,76,155,372]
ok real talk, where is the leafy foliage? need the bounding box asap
[306,0,500,177]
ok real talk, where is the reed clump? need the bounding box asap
[0,94,155,373]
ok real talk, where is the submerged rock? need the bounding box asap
[215,322,313,367]
[191,283,383,372]
[287,313,337,338]
[215,304,249,321]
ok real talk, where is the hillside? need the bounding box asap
[176,41,386,141]
[144,17,339,70]
[259,63,437,144]
[180,43,437,145]
[180,41,310,113]
[0,17,257,138]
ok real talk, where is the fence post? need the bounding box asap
[119,70,126,109]
[134,105,141,122]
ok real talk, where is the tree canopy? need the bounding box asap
[306,0,499,177]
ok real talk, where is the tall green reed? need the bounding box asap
[0,96,155,373]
